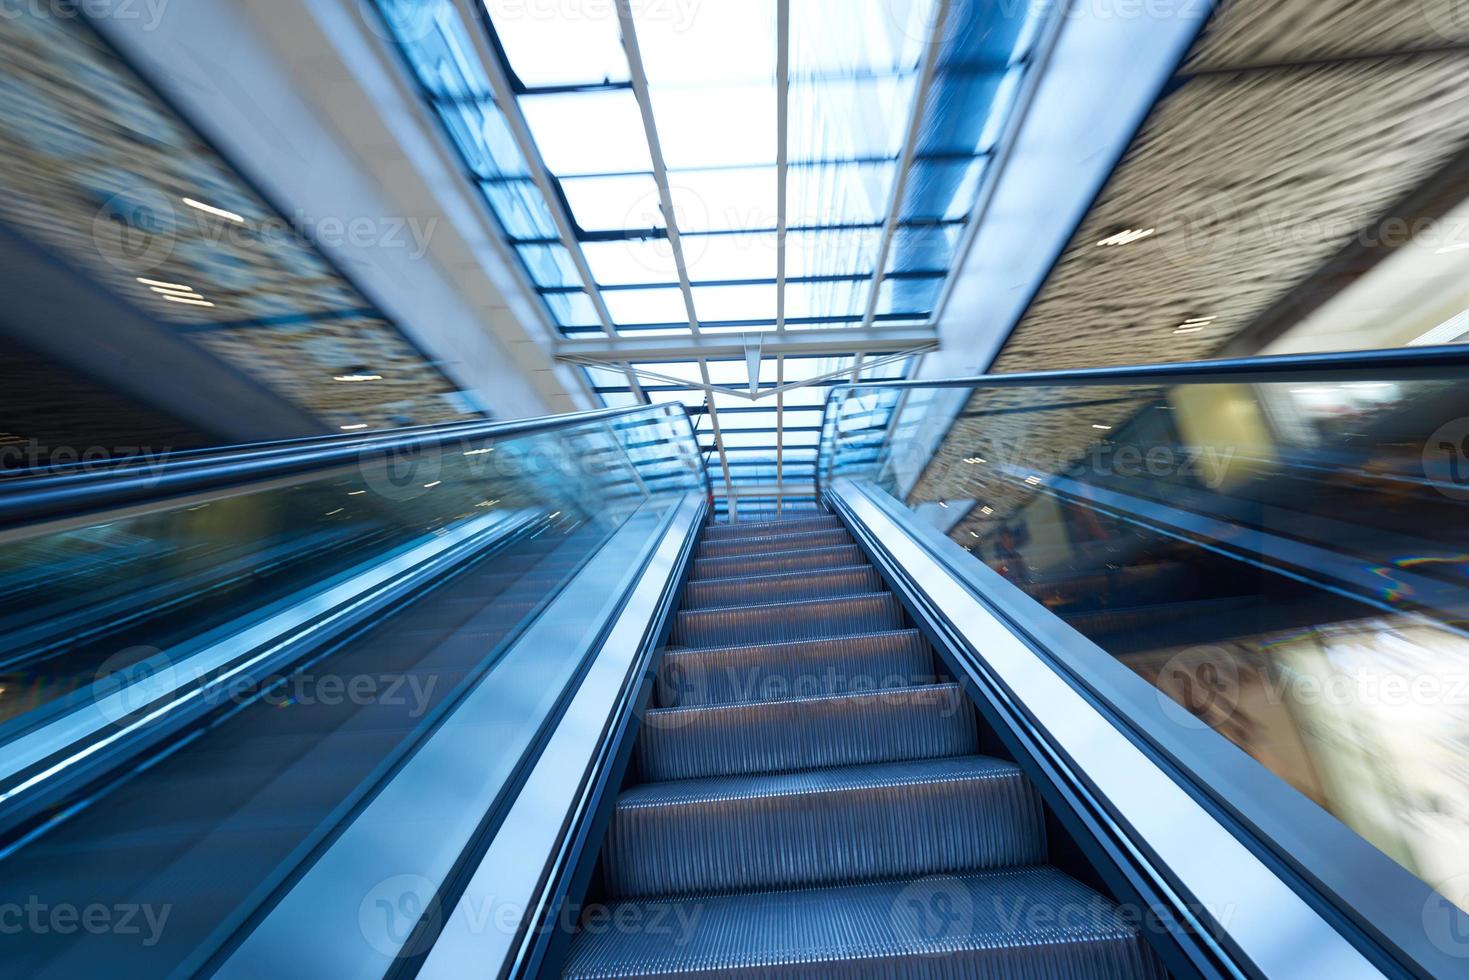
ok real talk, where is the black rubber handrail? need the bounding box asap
[0,402,703,529]
[815,342,1469,496]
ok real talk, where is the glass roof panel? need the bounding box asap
[650,86,778,170]
[604,287,689,325]
[482,178,558,240]
[582,238,680,286]
[560,173,664,232]
[633,0,777,85]
[788,74,916,163]
[690,283,776,323]
[682,231,778,283]
[787,227,882,279]
[788,160,896,226]
[517,243,581,289]
[485,0,629,88]
[667,167,778,235]
[541,289,600,329]
[519,90,652,174]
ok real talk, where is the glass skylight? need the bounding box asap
[374,0,1046,520]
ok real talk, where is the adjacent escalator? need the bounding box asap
[564,514,1165,978]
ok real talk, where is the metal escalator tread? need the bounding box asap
[566,516,1164,978]
[683,564,883,609]
[703,515,842,540]
[637,684,978,781]
[656,629,934,708]
[603,756,1045,898]
[697,527,852,560]
[671,592,903,647]
[563,866,1168,979]
[691,543,864,580]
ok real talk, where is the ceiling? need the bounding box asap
[371,0,1049,519]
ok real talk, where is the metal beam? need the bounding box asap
[858,0,952,332]
[455,0,645,401]
[775,0,790,335]
[555,325,939,362]
[615,0,737,516]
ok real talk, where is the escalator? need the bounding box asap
[564,514,1164,978]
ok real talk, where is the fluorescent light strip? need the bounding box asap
[136,277,192,290]
[340,424,369,431]
[160,294,215,308]
[183,197,246,223]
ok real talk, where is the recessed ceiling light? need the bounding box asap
[463,447,494,456]
[183,197,245,223]
[423,481,442,489]
[1025,475,1041,486]
[964,456,987,464]
[1092,424,1112,431]
[340,423,369,431]
[938,501,949,508]
[981,506,994,515]
[333,374,384,383]
[969,531,979,538]
[348,490,367,496]
[324,508,345,517]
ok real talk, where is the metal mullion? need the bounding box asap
[455,0,618,343]
[858,0,952,333]
[616,0,741,518]
[776,353,785,515]
[776,0,790,336]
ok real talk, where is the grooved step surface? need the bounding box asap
[638,684,977,781]
[564,866,1167,979]
[704,515,842,541]
[698,528,852,560]
[691,544,864,581]
[603,756,1047,899]
[656,630,934,708]
[671,592,903,648]
[683,565,883,610]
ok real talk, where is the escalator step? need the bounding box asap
[682,565,883,610]
[698,528,852,560]
[602,756,1046,898]
[691,544,864,581]
[703,515,841,541]
[638,684,976,780]
[671,592,902,648]
[564,866,1166,979]
[656,629,934,708]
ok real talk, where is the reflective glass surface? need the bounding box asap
[0,406,703,974]
[822,366,1469,914]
